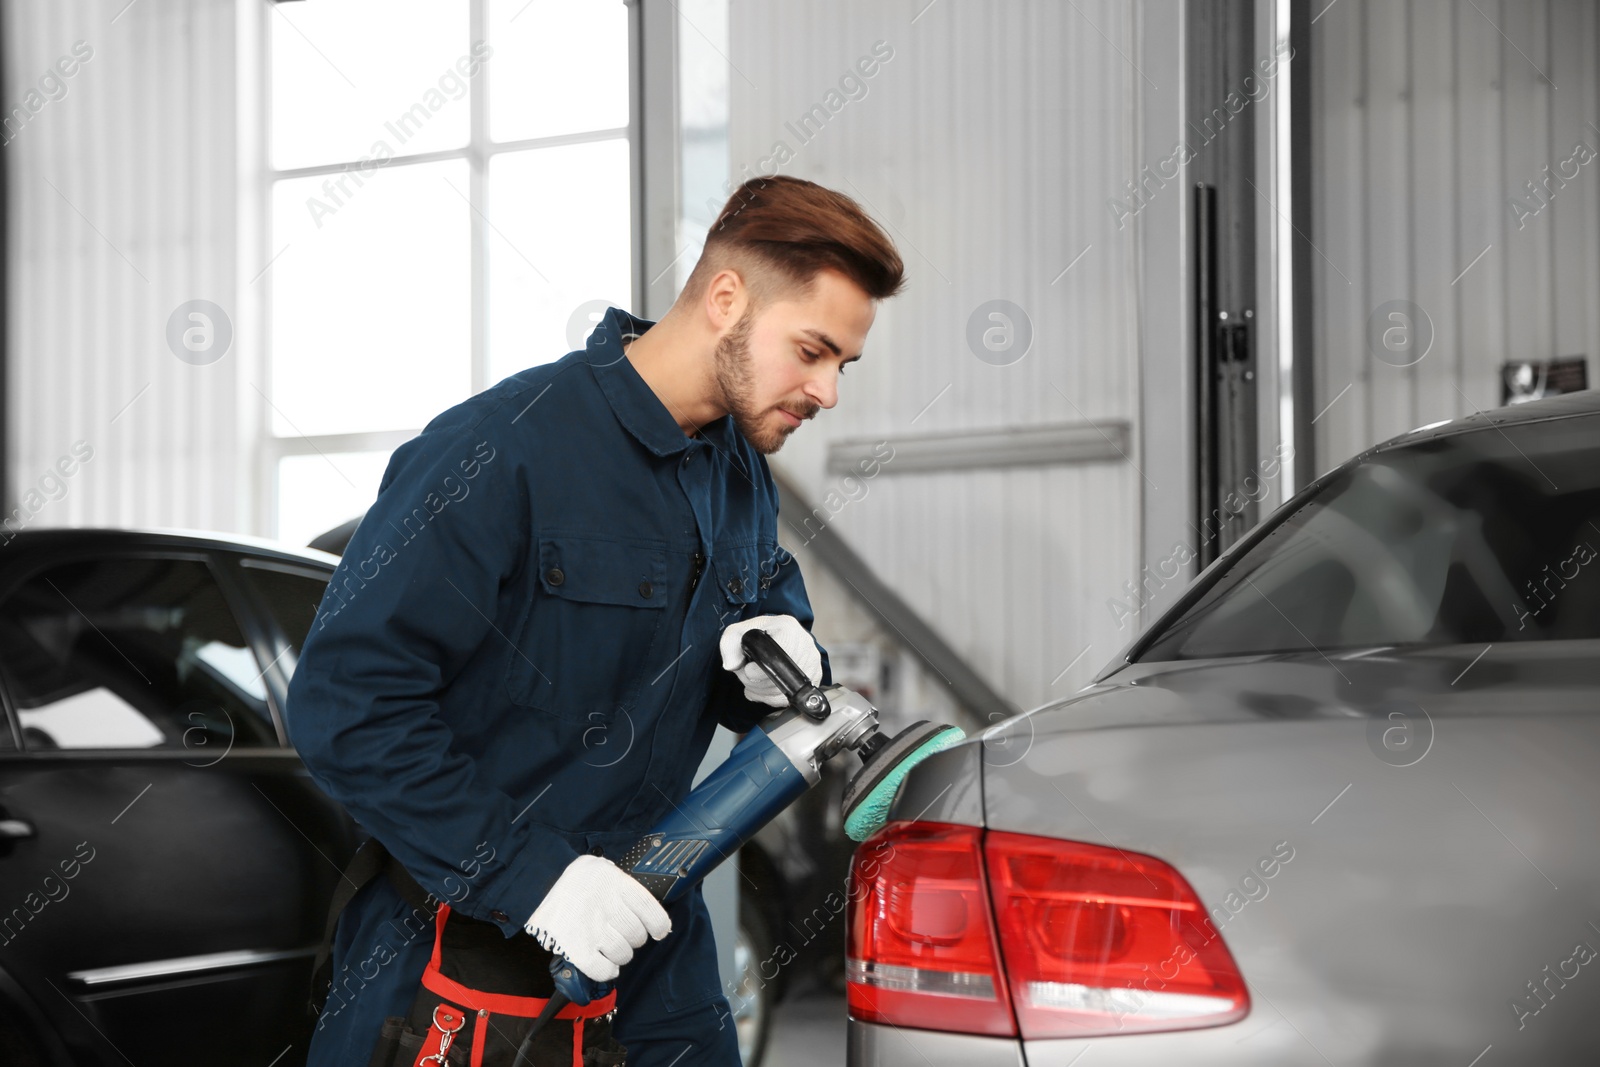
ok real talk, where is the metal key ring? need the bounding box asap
[421,1006,467,1066]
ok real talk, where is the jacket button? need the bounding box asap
[546,567,564,586]
[638,581,653,598]
[727,577,743,596]
[490,909,509,923]
[590,845,605,856]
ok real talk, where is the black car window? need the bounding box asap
[237,560,331,673]
[1139,416,1600,660]
[0,556,280,752]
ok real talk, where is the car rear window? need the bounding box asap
[0,556,282,751]
[1138,416,1600,660]
[237,559,330,668]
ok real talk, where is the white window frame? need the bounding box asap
[247,0,648,542]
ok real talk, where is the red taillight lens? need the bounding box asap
[847,822,1249,1041]
[987,830,1249,1038]
[846,822,1016,1036]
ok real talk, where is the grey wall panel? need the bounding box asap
[1549,0,1598,371]
[1410,0,1461,431]
[1363,0,1412,441]
[1138,0,1190,622]
[728,0,1143,711]
[4,0,246,537]
[1312,0,1366,470]
[1310,0,1599,474]
[1454,0,1509,439]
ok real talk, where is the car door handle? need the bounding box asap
[0,818,35,840]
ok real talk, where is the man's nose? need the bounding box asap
[804,365,839,410]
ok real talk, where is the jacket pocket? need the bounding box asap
[506,534,669,723]
[708,543,763,626]
[753,537,781,598]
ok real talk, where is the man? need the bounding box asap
[287,174,904,1065]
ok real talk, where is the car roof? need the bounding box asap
[1372,387,1599,453]
[0,527,340,571]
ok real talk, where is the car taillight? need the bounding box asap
[846,822,1015,1035]
[848,821,1250,1041]
[985,829,1249,1038]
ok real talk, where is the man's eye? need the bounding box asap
[802,347,845,376]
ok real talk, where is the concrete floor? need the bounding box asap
[760,990,848,1067]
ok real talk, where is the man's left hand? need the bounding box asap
[718,614,823,706]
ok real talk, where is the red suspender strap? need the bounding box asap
[428,901,448,970]
[472,1017,486,1067]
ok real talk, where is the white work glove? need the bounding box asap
[524,854,671,983]
[719,614,824,707]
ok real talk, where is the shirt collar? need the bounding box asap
[586,306,739,458]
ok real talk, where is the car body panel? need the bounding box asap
[883,740,987,828]
[979,645,1600,1063]
[849,1019,1026,1066]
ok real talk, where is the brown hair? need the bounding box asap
[682,176,906,306]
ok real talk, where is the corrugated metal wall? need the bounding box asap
[728,0,1143,711]
[1311,0,1600,474]
[4,0,250,536]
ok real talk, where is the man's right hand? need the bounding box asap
[523,854,672,982]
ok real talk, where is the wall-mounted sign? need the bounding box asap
[1501,357,1588,405]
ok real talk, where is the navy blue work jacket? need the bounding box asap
[286,307,830,1058]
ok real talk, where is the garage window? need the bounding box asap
[262,0,635,549]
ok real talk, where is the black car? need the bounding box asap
[0,529,353,1065]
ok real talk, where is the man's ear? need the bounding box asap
[704,267,748,333]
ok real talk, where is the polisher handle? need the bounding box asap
[741,628,831,720]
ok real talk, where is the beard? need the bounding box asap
[713,309,811,455]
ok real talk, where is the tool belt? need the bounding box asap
[310,838,628,1067]
[368,901,625,1066]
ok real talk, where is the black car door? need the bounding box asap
[0,548,354,1066]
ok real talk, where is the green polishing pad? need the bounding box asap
[841,722,967,842]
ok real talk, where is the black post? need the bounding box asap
[1193,183,1220,568]
[0,11,8,528]
[1289,0,1316,490]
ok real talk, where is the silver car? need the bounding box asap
[846,390,1600,1065]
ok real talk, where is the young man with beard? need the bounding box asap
[288,175,904,1066]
